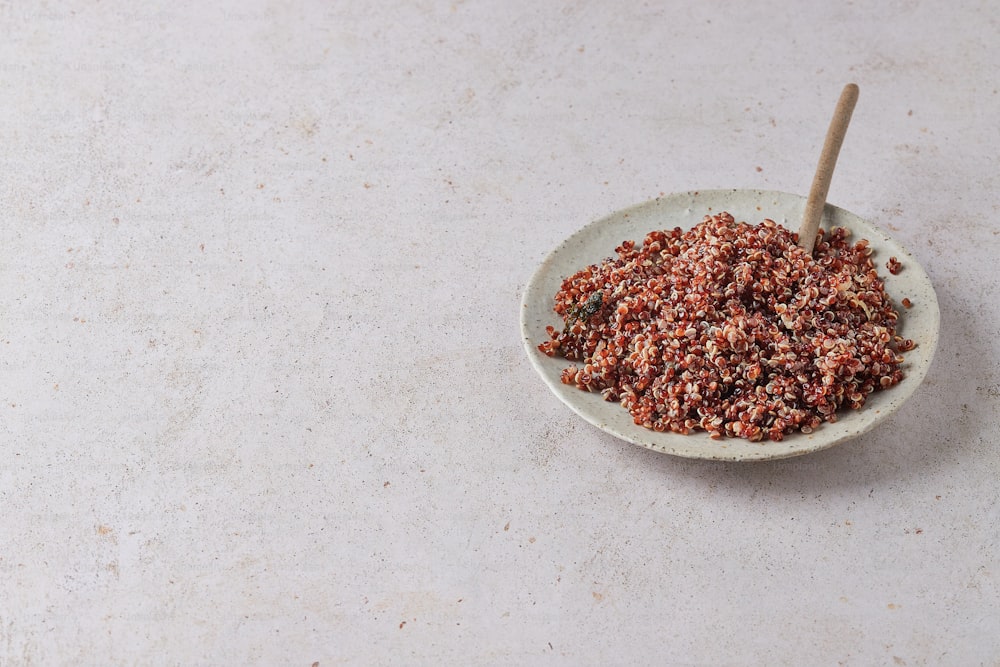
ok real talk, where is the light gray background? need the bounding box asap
[1,1,997,665]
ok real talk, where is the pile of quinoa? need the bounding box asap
[538,212,913,441]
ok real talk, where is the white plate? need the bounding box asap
[520,189,940,461]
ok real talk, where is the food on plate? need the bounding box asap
[537,212,911,441]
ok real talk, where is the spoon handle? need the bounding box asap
[798,83,860,254]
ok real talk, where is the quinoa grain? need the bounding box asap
[538,212,909,441]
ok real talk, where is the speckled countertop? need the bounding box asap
[1,2,998,665]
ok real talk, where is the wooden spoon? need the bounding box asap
[798,84,860,254]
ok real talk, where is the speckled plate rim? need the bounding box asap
[520,189,940,461]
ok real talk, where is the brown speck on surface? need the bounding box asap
[312,662,320,667]
[901,298,912,308]
[256,183,265,189]
[503,521,510,531]
[915,528,923,534]
[199,243,205,252]
[399,621,406,629]
[528,536,536,543]
[755,166,763,172]
[907,109,913,116]
[96,525,113,536]
[383,481,390,487]
[592,591,603,602]
[935,495,942,500]
[363,182,372,189]
[887,603,899,610]
[53,384,59,391]
[112,217,120,225]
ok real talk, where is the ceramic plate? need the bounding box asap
[520,189,940,461]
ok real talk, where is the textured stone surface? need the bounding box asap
[0,1,997,664]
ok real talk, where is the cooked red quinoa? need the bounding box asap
[538,212,907,442]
